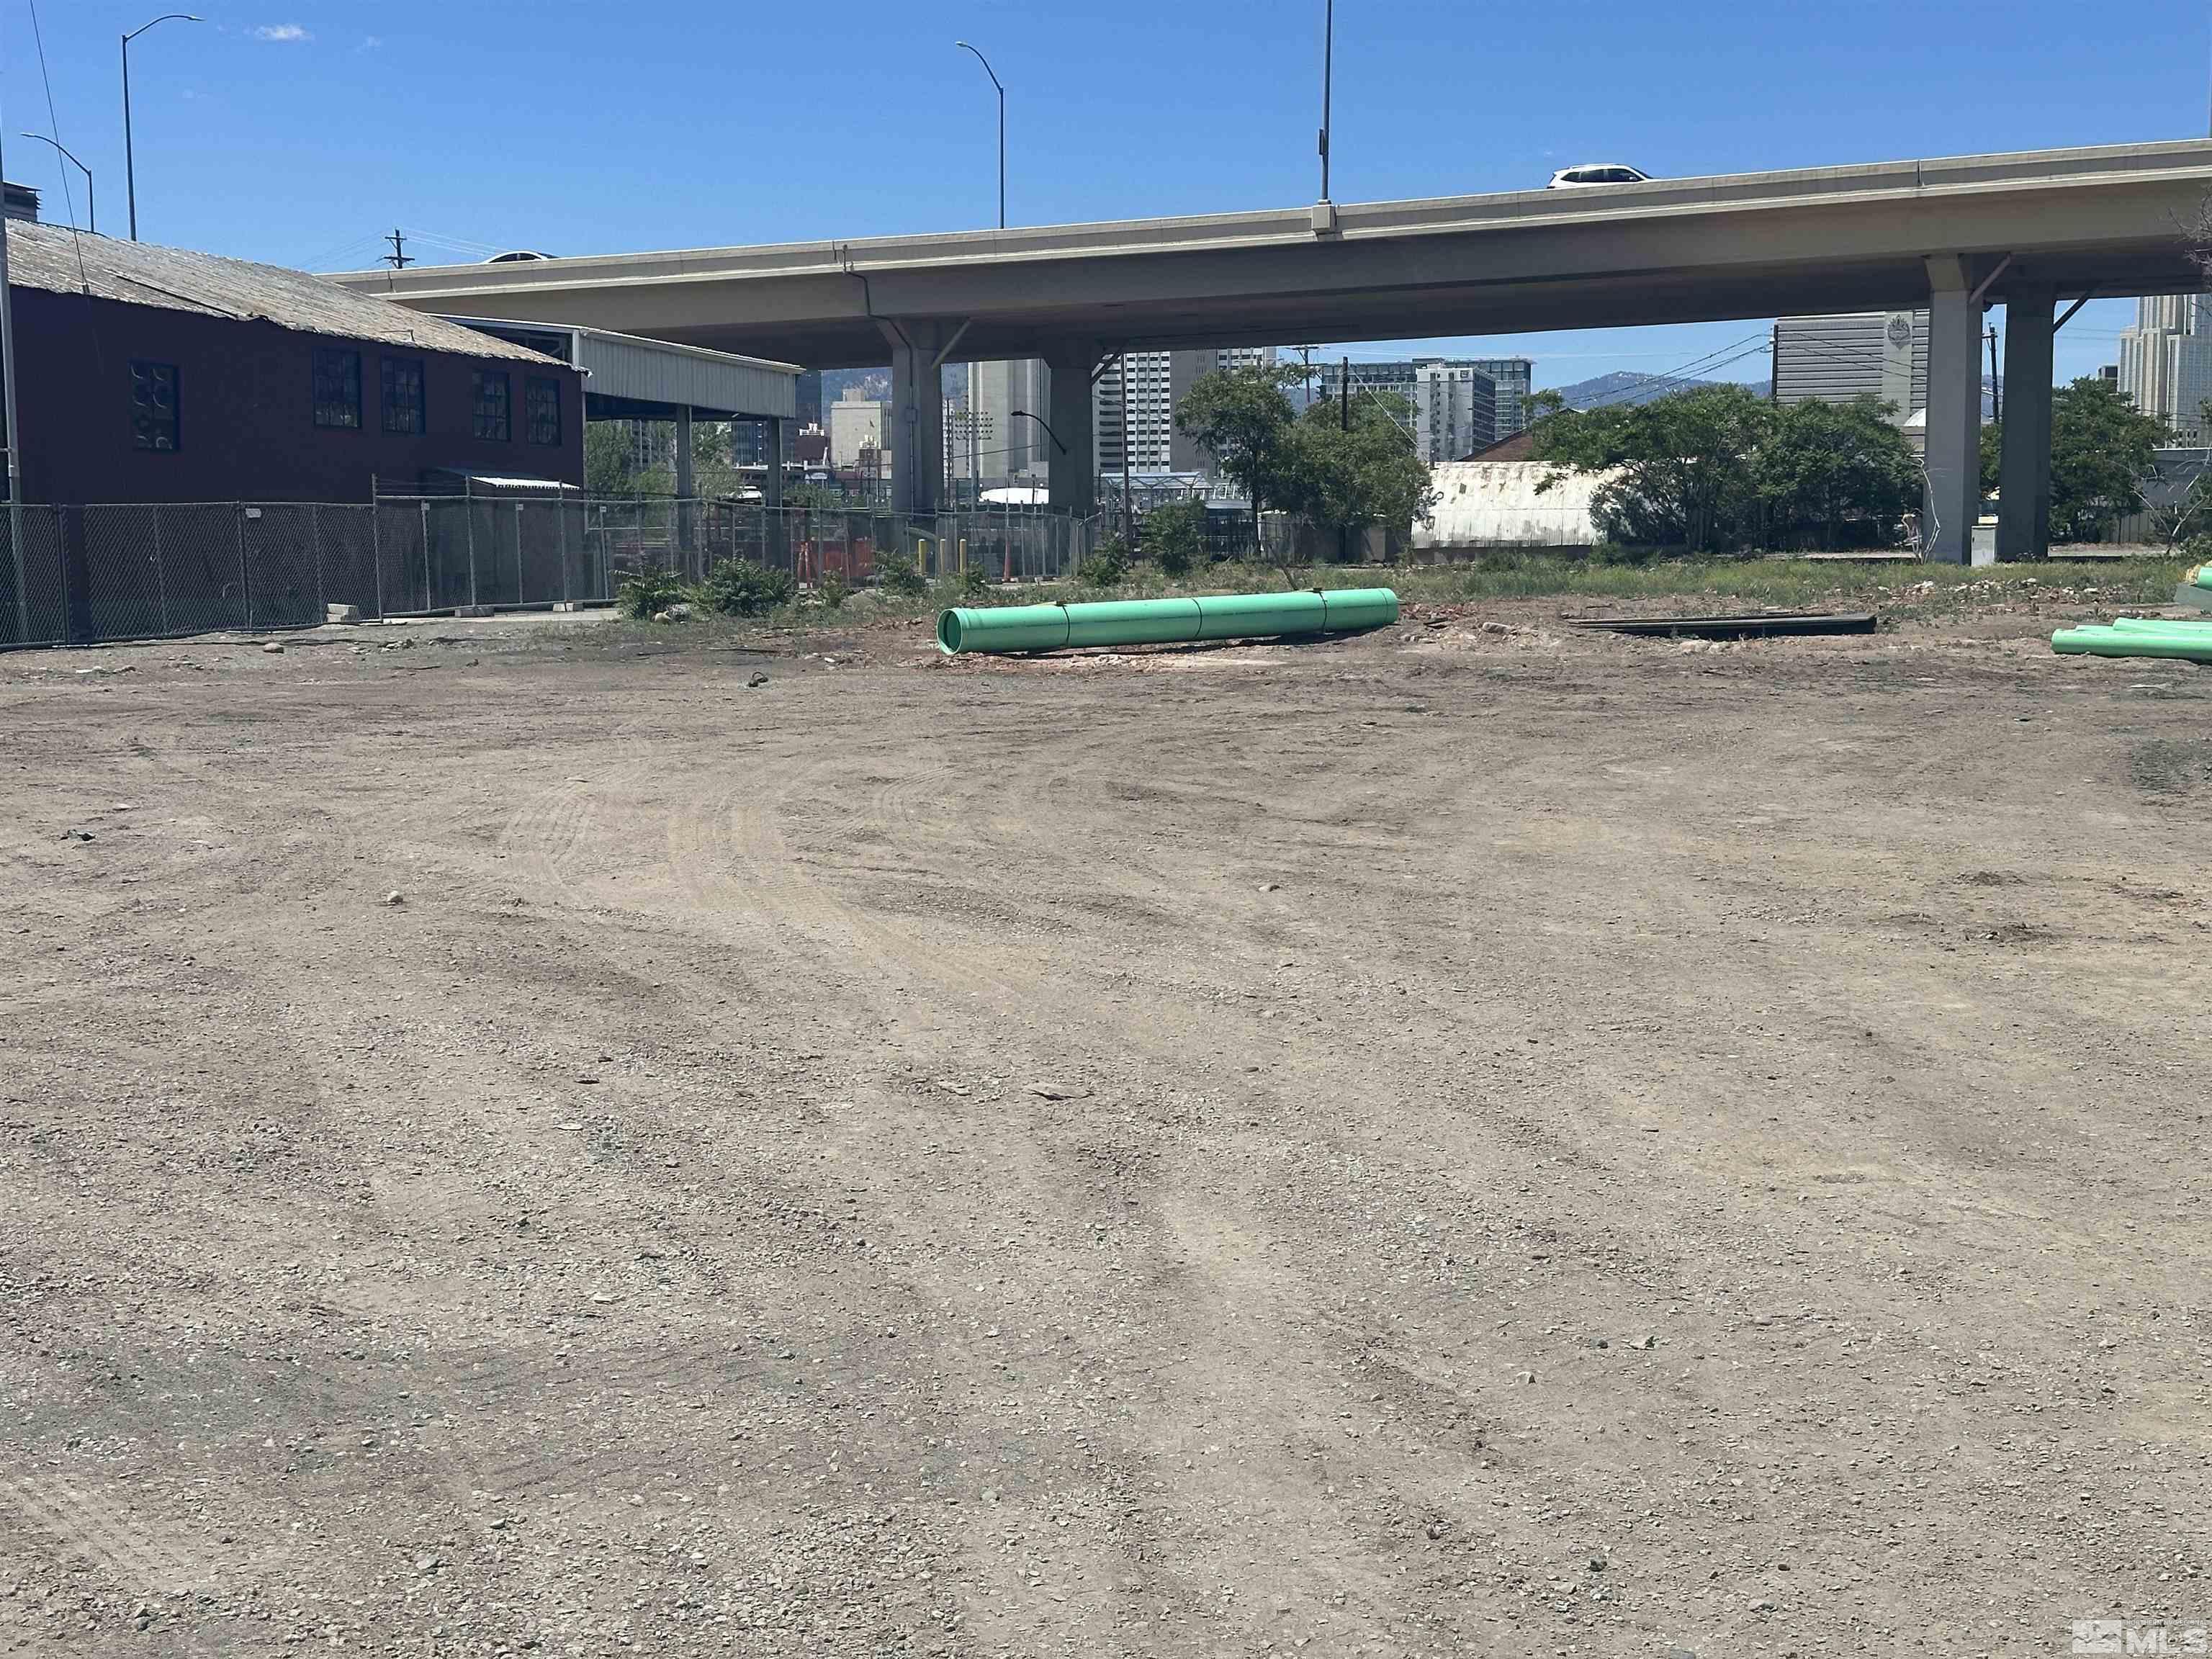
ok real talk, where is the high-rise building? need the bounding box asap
[944,397,997,498]
[1773,312,1928,422]
[1094,346,1277,475]
[2119,295,2212,441]
[1468,359,1534,439]
[970,359,1051,484]
[1412,363,1497,464]
[827,390,885,468]
[1333,356,1516,454]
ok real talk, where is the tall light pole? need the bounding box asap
[1319,0,1334,201]
[20,135,92,234]
[123,12,200,242]
[955,40,1005,230]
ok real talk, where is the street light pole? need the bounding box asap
[123,13,201,242]
[19,135,92,234]
[955,40,1005,229]
[1319,0,1334,201]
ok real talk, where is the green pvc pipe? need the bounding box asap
[2191,564,2212,590]
[2051,626,2212,662]
[1193,590,1328,639]
[1066,598,1203,647]
[2108,615,2212,634]
[936,587,1399,656]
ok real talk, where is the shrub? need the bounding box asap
[819,572,850,611]
[878,554,927,598]
[1077,539,1130,588]
[618,567,685,620]
[701,558,796,617]
[1146,498,1208,579]
[961,558,989,598]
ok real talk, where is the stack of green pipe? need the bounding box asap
[2051,613,2212,662]
[936,588,1400,656]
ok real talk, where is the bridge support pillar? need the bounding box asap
[1922,258,1984,565]
[1044,341,1098,517]
[884,322,956,518]
[1997,287,2056,562]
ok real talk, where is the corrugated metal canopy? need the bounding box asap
[439,315,798,421]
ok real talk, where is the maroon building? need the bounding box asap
[4,219,583,505]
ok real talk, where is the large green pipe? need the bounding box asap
[2052,625,2212,661]
[2191,564,2212,590]
[936,588,1399,655]
[2108,615,2212,633]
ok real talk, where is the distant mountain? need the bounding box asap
[822,368,892,405]
[820,365,969,404]
[1548,370,1772,409]
[1546,368,1997,419]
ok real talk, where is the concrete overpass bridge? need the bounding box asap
[338,139,2212,560]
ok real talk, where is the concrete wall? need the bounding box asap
[1413,460,1617,552]
[12,289,584,505]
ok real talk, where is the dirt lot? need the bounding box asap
[3,597,2209,1658]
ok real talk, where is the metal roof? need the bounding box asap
[4,220,561,364]
[439,315,799,421]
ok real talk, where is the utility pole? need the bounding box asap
[1119,352,1133,546]
[0,122,24,644]
[384,228,412,270]
[1987,326,2001,423]
[1339,356,1351,566]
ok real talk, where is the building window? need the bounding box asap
[313,346,361,429]
[525,376,562,446]
[381,356,426,436]
[472,370,511,441]
[130,361,180,452]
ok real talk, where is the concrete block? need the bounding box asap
[325,603,361,625]
[453,605,495,619]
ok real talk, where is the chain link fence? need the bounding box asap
[1,497,1110,651]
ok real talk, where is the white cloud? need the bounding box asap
[251,23,311,42]
[359,35,383,49]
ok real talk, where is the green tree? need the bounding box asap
[1757,396,1920,550]
[1174,364,1308,547]
[1281,392,1437,559]
[1143,495,1209,577]
[1532,382,1776,553]
[1981,377,2171,543]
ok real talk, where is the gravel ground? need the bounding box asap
[2,600,2208,1658]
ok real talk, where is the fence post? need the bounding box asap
[152,507,169,634]
[514,502,526,606]
[465,498,480,610]
[236,505,251,629]
[313,504,325,621]
[558,498,572,606]
[372,503,385,621]
[420,500,431,611]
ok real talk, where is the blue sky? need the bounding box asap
[6,0,2205,389]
